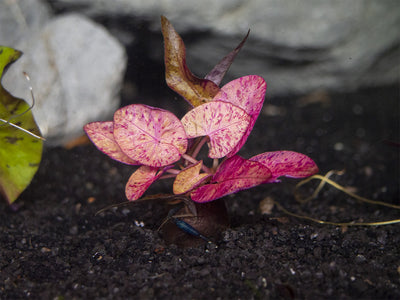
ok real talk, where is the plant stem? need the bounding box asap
[165,169,180,175]
[190,136,209,159]
[212,158,219,170]
[159,174,178,180]
[181,153,212,174]
[181,153,198,164]
[160,168,180,179]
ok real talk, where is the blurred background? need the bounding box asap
[1,0,398,144]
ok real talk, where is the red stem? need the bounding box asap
[181,153,212,174]
[191,136,209,159]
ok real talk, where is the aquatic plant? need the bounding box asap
[84,17,318,245]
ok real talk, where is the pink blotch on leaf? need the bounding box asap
[125,165,165,201]
[181,101,250,158]
[213,75,267,157]
[250,150,319,181]
[83,121,139,165]
[191,155,272,203]
[113,104,188,167]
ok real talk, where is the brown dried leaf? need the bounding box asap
[161,16,220,107]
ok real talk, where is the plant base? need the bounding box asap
[160,198,230,247]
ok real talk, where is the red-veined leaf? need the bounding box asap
[84,121,139,165]
[125,166,164,201]
[213,75,267,157]
[113,104,187,167]
[173,161,211,194]
[161,15,220,107]
[181,101,250,158]
[191,155,272,203]
[250,151,319,180]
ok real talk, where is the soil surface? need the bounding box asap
[0,65,399,299]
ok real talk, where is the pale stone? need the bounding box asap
[3,13,127,144]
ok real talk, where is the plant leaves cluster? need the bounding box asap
[84,17,318,204]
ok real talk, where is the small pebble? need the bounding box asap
[355,254,367,264]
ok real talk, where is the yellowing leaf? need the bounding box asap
[0,46,43,204]
[125,166,163,201]
[161,16,220,107]
[173,161,211,194]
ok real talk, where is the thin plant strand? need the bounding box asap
[281,170,400,226]
[0,72,45,141]
[295,171,400,209]
[295,169,345,203]
[274,201,400,226]
[95,194,197,216]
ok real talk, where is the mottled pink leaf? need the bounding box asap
[173,161,211,194]
[83,121,139,165]
[113,104,188,167]
[205,30,250,86]
[191,155,272,203]
[125,165,164,201]
[213,75,267,156]
[181,102,250,158]
[250,151,319,181]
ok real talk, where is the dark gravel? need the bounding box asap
[0,82,399,299]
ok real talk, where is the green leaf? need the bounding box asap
[0,46,43,204]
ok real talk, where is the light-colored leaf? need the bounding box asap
[0,46,43,204]
[181,101,250,158]
[161,16,220,107]
[213,75,267,157]
[125,166,164,201]
[250,150,319,180]
[173,161,211,194]
[84,121,138,165]
[113,104,187,167]
[191,155,272,203]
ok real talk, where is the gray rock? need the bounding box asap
[3,13,127,144]
[48,0,400,96]
[0,0,51,46]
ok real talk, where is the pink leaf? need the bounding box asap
[173,161,211,194]
[250,151,319,180]
[83,121,139,165]
[125,165,164,201]
[213,75,267,156]
[181,102,250,158]
[113,104,188,167]
[191,156,272,203]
